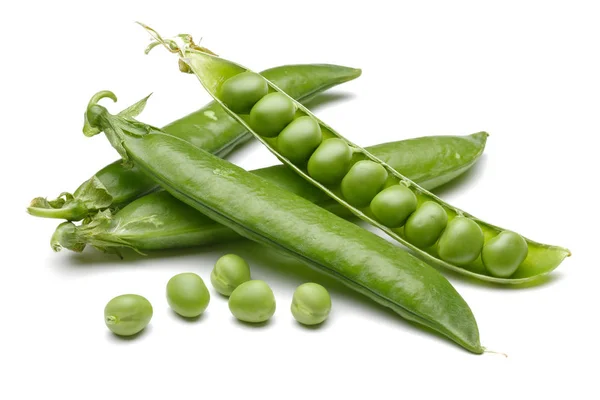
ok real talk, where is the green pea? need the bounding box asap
[404,201,448,248]
[482,231,529,278]
[249,92,297,137]
[370,184,417,227]
[437,217,484,266]
[104,294,153,336]
[291,282,331,326]
[166,273,211,318]
[277,116,323,164]
[211,254,252,296]
[307,138,353,185]
[340,161,388,207]
[219,72,268,114]
[228,280,276,323]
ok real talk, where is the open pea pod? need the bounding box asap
[142,25,570,285]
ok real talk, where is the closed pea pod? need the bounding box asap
[438,217,484,266]
[249,92,296,137]
[404,201,448,248]
[52,133,491,256]
[482,231,529,278]
[370,184,417,227]
[277,116,322,164]
[29,63,361,221]
[211,254,252,296]
[219,71,268,113]
[166,272,211,317]
[104,294,153,336]
[229,280,276,323]
[340,160,388,207]
[86,92,483,352]
[307,138,352,185]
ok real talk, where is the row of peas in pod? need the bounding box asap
[219,72,529,279]
[103,254,332,337]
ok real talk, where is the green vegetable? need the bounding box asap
[277,116,322,164]
[84,92,483,353]
[51,132,489,254]
[340,160,388,207]
[211,254,252,296]
[166,272,210,317]
[437,217,485,265]
[482,231,529,278]
[149,28,569,284]
[229,280,277,323]
[104,294,153,336]
[370,184,417,228]
[218,71,268,113]
[291,283,331,325]
[307,138,352,185]
[27,63,362,221]
[404,201,448,248]
[249,92,297,137]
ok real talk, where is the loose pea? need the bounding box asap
[211,254,252,296]
[291,282,331,326]
[104,294,153,336]
[277,116,323,164]
[307,138,353,185]
[340,160,388,207]
[249,92,296,137]
[437,217,484,266]
[228,280,276,323]
[482,231,529,278]
[219,72,268,114]
[370,184,417,227]
[166,273,210,318]
[404,201,448,248]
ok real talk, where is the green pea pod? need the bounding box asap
[27,63,362,221]
[51,132,488,254]
[141,25,570,284]
[84,93,484,354]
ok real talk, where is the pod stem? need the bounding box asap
[138,22,217,73]
[27,196,87,221]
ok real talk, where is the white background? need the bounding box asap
[1,1,598,399]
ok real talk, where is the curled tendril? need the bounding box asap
[87,90,117,109]
[83,91,118,137]
[84,90,118,135]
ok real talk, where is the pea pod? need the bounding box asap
[27,63,362,221]
[51,132,488,254]
[84,92,483,353]
[143,26,570,284]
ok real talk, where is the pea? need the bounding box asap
[404,201,448,248]
[219,72,268,114]
[166,273,211,318]
[370,184,417,227]
[291,282,331,326]
[249,92,296,137]
[482,231,529,278]
[104,294,153,336]
[211,254,252,296]
[339,160,388,207]
[307,138,353,185]
[277,116,323,164]
[437,217,484,266]
[228,280,276,323]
